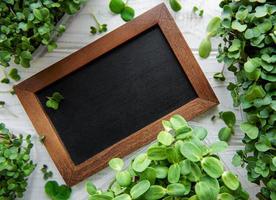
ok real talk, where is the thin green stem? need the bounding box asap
[91,13,100,27]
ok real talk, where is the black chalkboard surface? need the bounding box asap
[36,26,197,165]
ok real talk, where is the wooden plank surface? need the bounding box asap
[0,0,259,199]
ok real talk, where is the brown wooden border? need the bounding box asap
[14,3,219,186]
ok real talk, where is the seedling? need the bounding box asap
[46,92,64,110]
[86,115,249,200]
[109,0,135,22]
[90,14,107,35]
[41,165,53,180]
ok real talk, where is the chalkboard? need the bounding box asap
[36,26,197,165]
[15,4,218,186]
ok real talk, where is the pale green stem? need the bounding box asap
[91,13,100,27]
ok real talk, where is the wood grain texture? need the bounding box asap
[14,4,218,186]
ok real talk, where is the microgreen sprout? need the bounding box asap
[200,0,276,198]
[109,0,135,22]
[90,14,108,35]
[0,123,36,199]
[41,164,53,180]
[46,92,64,110]
[45,181,71,200]
[193,6,204,17]
[86,115,249,200]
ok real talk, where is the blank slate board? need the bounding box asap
[36,26,197,165]
[15,4,218,186]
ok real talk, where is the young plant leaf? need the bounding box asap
[201,157,224,178]
[121,6,135,22]
[130,180,150,199]
[157,131,174,146]
[222,171,240,190]
[199,37,211,58]
[109,158,124,171]
[169,0,182,12]
[240,122,258,139]
[109,0,125,14]
[132,153,151,172]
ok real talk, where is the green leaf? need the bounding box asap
[244,58,261,73]
[121,6,135,22]
[169,0,182,12]
[272,157,276,167]
[89,194,113,200]
[130,180,150,199]
[113,194,131,200]
[217,193,235,200]
[207,17,222,37]
[240,122,259,139]
[132,153,151,172]
[147,146,167,161]
[222,171,240,190]
[167,183,186,196]
[153,166,168,179]
[218,127,232,142]
[45,181,71,200]
[193,127,208,140]
[213,72,226,81]
[201,157,224,178]
[231,20,247,32]
[157,131,174,146]
[109,0,125,14]
[255,5,268,18]
[232,154,242,167]
[144,185,166,200]
[140,167,156,184]
[180,142,202,162]
[46,99,59,110]
[170,115,189,134]
[116,171,131,187]
[179,159,191,175]
[199,37,212,58]
[219,111,236,128]
[210,141,228,154]
[8,68,20,81]
[86,182,97,195]
[168,163,181,183]
[109,158,124,171]
[195,180,217,200]
[244,85,266,101]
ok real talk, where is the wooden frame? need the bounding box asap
[14,3,219,186]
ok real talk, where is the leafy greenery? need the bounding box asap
[86,115,249,200]
[0,0,85,80]
[46,92,64,110]
[109,0,135,22]
[169,0,182,12]
[0,123,36,199]
[41,164,53,181]
[193,6,204,17]
[90,14,107,35]
[213,111,236,142]
[45,180,71,200]
[199,0,276,199]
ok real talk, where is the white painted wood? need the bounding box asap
[0,0,259,199]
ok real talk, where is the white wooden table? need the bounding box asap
[0,0,259,199]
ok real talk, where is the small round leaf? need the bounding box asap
[121,6,135,22]
[222,171,240,190]
[109,158,124,171]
